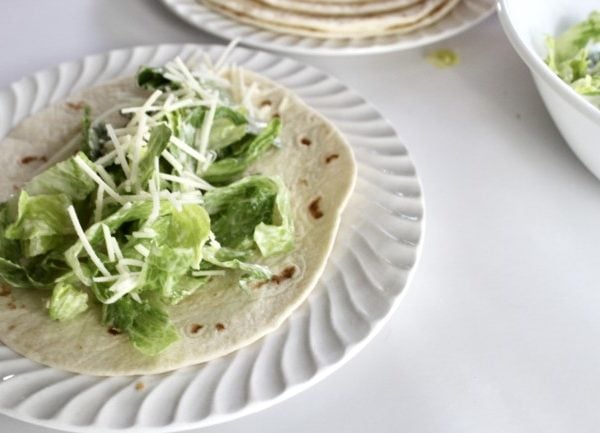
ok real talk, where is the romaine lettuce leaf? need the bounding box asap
[24,152,97,201]
[137,66,175,90]
[103,296,178,356]
[81,106,109,161]
[253,177,294,257]
[137,124,172,187]
[136,204,210,303]
[204,175,293,256]
[203,118,281,184]
[48,282,88,321]
[5,191,76,257]
[186,106,248,151]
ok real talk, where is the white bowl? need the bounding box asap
[498,0,600,179]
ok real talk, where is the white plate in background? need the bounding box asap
[160,0,496,56]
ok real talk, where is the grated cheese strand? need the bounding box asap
[161,149,183,173]
[196,93,218,174]
[170,136,207,164]
[147,157,161,226]
[134,244,150,258]
[103,275,139,304]
[119,258,145,268]
[67,205,111,277]
[94,185,105,223]
[101,223,115,263]
[105,124,131,177]
[191,270,226,277]
[73,155,125,204]
[214,38,240,72]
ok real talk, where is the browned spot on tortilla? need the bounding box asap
[299,179,308,186]
[308,197,324,219]
[325,154,339,164]
[271,266,296,284]
[108,327,122,335]
[300,137,311,146]
[272,113,280,119]
[66,101,86,110]
[7,302,16,310]
[8,325,15,331]
[260,100,272,108]
[0,286,11,297]
[135,382,145,391]
[21,155,48,164]
[255,266,297,289]
[215,323,226,331]
[190,323,203,334]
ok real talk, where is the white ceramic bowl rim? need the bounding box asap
[497,0,600,125]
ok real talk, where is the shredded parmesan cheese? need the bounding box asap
[74,155,124,204]
[67,206,111,277]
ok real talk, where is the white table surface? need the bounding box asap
[2,2,600,432]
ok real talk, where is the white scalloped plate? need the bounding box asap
[0,44,424,432]
[160,0,495,56]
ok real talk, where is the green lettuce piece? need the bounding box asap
[203,246,271,291]
[103,296,178,356]
[5,191,75,257]
[48,282,88,321]
[546,11,600,96]
[204,176,277,249]
[6,191,73,238]
[81,106,109,161]
[553,11,600,64]
[65,201,175,285]
[23,235,70,258]
[204,247,271,280]
[24,152,96,201]
[253,177,294,257]
[0,204,19,263]
[137,124,172,186]
[203,118,281,184]
[142,246,194,302]
[137,66,175,90]
[161,204,210,267]
[0,202,67,287]
[136,204,210,303]
[0,258,47,288]
[187,106,248,151]
[204,175,293,256]
[572,74,600,95]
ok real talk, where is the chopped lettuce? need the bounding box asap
[546,11,600,98]
[186,106,248,151]
[5,191,75,257]
[0,56,295,357]
[204,175,294,256]
[137,66,175,90]
[204,118,281,184]
[136,124,172,187]
[48,282,88,321]
[81,106,109,160]
[103,297,178,356]
[24,152,97,201]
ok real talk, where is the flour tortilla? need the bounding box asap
[255,0,423,16]
[202,0,461,39]
[0,69,356,376]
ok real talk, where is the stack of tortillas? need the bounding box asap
[201,0,462,39]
